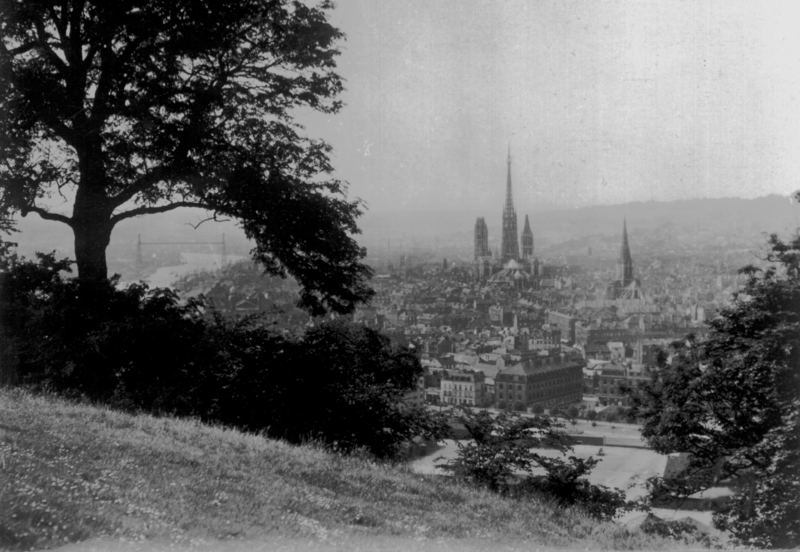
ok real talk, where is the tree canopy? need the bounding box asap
[634,232,800,547]
[0,0,372,313]
[1,245,439,458]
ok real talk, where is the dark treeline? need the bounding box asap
[0,245,439,459]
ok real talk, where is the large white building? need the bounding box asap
[440,369,487,406]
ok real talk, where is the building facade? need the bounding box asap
[494,353,583,410]
[591,362,654,405]
[473,148,540,285]
[440,369,487,406]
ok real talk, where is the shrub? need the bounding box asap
[638,514,714,547]
[438,408,627,520]
[254,320,447,458]
[1,249,443,459]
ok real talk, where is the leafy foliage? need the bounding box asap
[0,249,433,459]
[260,320,448,458]
[439,409,627,520]
[0,0,371,313]
[711,399,800,548]
[637,514,715,547]
[633,232,800,547]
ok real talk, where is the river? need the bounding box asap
[144,252,244,288]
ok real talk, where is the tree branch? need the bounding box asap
[109,166,218,210]
[108,166,172,208]
[67,0,85,69]
[47,5,69,50]
[111,201,209,224]
[90,35,147,125]
[33,18,69,77]
[21,205,73,227]
[7,42,38,55]
[186,214,231,229]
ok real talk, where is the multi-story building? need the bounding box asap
[547,310,576,344]
[528,327,561,351]
[440,369,487,406]
[574,325,634,348]
[494,352,583,410]
[589,362,654,405]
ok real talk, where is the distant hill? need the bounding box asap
[8,195,798,264]
[358,195,800,261]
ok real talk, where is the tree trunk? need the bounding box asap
[72,186,113,283]
[73,220,111,282]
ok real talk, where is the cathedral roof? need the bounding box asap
[489,259,532,284]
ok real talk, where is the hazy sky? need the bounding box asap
[299,0,800,214]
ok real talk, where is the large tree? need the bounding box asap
[634,231,800,547]
[0,0,372,313]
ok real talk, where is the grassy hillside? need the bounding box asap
[0,389,705,551]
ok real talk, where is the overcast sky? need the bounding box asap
[299,0,800,214]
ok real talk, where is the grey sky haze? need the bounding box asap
[301,0,800,214]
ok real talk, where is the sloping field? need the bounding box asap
[0,389,705,551]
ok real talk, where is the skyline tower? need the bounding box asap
[474,217,490,259]
[500,147,520,263]
[521,214,534,260]
[617,219,634,286]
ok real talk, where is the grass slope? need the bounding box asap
[0,389,702,551]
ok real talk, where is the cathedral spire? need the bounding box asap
[504,145,514,213]
[618,218,633,286]
[500,147,519,263]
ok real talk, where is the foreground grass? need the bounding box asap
[0,388,706,551]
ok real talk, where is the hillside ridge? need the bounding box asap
[0,389,701,551]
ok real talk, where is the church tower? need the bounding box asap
[617,219,634,286]
[500,148,520,263]
[474,217,489,259]
[521,214,533,260]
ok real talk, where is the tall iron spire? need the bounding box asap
[500,146,519,263]
[504,144,514,212]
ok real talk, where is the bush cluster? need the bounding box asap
[0,249,441,459]
[438,409,627,521]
